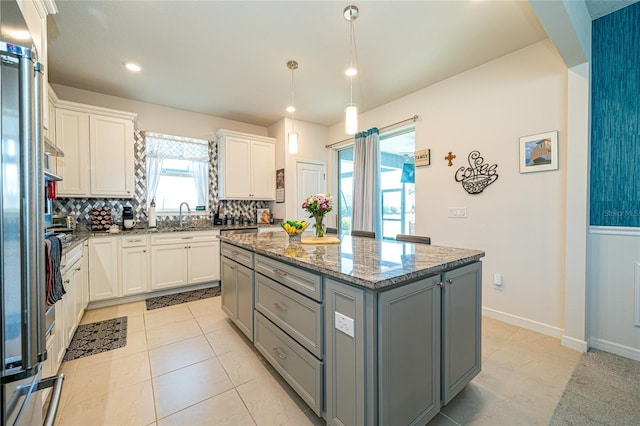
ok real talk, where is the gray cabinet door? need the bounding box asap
[441,262,482,405]
[325,279,367,426]
[221,256,237,319]
[235,261,254,341]
[378,276,441,426]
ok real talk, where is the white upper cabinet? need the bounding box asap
[90,115,135,197]
[217,129,275,200]
[56,108,90,196]
[56,101,137,198]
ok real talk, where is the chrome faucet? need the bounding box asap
[179,202,191,228]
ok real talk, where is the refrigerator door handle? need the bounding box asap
[37,374,65,426]
[17,48,40,374]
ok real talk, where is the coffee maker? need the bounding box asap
[122,206,135,229]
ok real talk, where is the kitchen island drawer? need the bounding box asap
[255,254,322,302]
[255,273,323,359]
[221,242,254,268]
[254,311,323,416]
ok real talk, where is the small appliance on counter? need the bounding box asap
[48,215,76,233]
[122,206,136,230]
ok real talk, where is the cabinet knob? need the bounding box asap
[436,281,443,288]
[75,267,81,271]
[229,265,236,270]
[447,278,454,285]
[127,190,131,194]
[63,280,70,284]
[143,249,147,253]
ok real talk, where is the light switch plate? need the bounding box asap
[335,312,355,338]
[448,207,467,218]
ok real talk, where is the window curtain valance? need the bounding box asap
[146,132,209,161]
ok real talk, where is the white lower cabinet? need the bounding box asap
[121,236,150,296]
[85,231,220,301]
[150,231,220,291]
[151,244,189,290]
[188,241,220,283]
[89,237,120,301]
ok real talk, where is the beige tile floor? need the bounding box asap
[54,296,581,426]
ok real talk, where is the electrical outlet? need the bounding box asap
[448,207,467,218]
[335,312,355,338]
[494,273,503,290]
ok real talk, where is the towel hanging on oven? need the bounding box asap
[45,234,65,305]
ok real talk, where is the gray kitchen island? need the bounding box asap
[218,232,485,426]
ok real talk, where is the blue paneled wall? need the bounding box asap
[590,2,640,226]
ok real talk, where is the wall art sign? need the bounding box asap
[414,149,431,167]
[519,131,558,173]
[276,168,285,203]
[454,150,499,194]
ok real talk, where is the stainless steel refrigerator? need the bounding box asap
[1,1,64,425]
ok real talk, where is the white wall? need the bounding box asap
[268,118,329,222]
[329,40,569,334]
[51,84,268,140]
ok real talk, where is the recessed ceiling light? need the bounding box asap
[286,106,296,113]
[124,62,142,72]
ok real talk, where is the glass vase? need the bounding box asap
[313,214,325,238]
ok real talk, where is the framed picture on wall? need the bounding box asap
[519,131,558,173]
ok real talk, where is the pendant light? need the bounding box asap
[344,5,359,135]
[287,60,299,154]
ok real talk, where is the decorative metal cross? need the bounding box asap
[445,152,456,166]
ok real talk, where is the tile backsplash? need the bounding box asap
[52,130,267,227]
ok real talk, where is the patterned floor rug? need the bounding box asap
[63,317,128,362]
[145,286,221,310]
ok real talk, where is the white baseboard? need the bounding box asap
[482,307,563,338]
[589,337,640,361]
[87,281,220,310]
[561,335,588,352]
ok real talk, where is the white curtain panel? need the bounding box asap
[146,156,163,205]
[192,160,209,207]
[352,128,381,236]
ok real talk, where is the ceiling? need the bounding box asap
[45,1,627,130]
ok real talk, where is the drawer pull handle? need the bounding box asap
[273,347,288,360]
[63,280,70,284]
[182,237,194,240]
[273,269,287,277]
[273,301,288,312]
[129,239,142,243]
[230,251,239,255]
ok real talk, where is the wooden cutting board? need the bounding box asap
[301,237,341,245]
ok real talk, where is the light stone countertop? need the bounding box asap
[58,223,281,253]
[219,232,485,290]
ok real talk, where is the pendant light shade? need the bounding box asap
[288,132,298,154]
[344,5,359,135]
[286,60,299,154]
[345,105,358,135]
